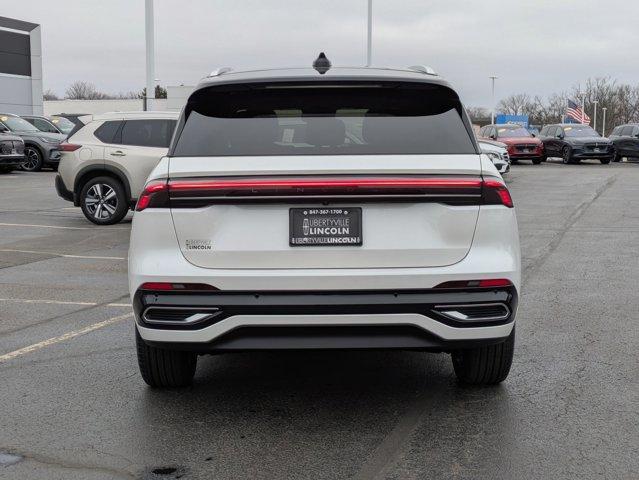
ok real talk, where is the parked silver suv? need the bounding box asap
[55,111,178,224]
[0,113,65,171]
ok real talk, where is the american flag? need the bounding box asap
[566,99,591,125]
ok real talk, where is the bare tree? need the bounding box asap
[496,77,639,133]
[498,94,532,116]
[43,89,59,101]
[466,106,490,123]
[65,81,109,100]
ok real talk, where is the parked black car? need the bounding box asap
[0,133,25,173]
[539,124,614,164]
[609,124,639,162]
[0,113,66,171]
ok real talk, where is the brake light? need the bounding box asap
[136,180,168,211]
[58,142,81,152]
[482,178,514,208]
[139,282,217,291]
[434,279,513,289]
[168,177,483,192]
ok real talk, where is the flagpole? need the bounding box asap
[581,95,586,125]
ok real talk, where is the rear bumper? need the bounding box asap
[134,287,518,351]
[55,174,74,202]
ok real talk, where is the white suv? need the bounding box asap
[55,111,178,224]
[129,63,521,388]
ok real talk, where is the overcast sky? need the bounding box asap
[3,0,639,107]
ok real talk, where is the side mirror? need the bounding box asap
[490,134,497,140]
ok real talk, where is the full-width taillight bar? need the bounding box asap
[135,176,513,211]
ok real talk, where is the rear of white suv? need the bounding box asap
[129,66,521,388]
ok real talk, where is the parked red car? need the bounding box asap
[479,124,544,164]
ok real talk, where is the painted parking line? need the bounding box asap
[0,312,133,363]
[0,222,128,231]
[0,298,131,308]
[0,249,125,260]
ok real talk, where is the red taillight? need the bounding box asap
[482,178,514,208]
[168,177,483,192]
[139,282,217,291]
[58,142,81,152]
[434,279,513,289]
[136,180,168,211]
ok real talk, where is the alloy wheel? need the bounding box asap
[84,183,118,221]
[22,147,41,171]
[562,147,571,164]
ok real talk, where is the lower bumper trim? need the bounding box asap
[142,325,511,352]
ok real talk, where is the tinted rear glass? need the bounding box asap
[94,121,122,143]
[171,82,476,156]
[121,119,176,148]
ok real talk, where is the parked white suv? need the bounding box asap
[129,63,521,388]
[55,111,178,224]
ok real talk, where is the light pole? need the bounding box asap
[366,0,372,67]
[602,108,607,136]
[145,0,156,111]
[593,100,599,132]
[490,76,498,124]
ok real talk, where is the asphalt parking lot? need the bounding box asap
[0,161,638,480]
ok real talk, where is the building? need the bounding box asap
[0,16,43,115]
[43,86,195,116]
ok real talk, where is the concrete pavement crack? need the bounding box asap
[522,173,618,283]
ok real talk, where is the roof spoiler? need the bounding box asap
[408,65,438,76]
[208,67,232,77]
[77,114,93,125]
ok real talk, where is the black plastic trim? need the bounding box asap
[55,174,74,202]
[73,164,133,207]
[134,287,518,331]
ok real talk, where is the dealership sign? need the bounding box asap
[495,114,529,128]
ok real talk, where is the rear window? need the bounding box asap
[171,82,476,156]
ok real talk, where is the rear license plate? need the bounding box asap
[290,208,362,247]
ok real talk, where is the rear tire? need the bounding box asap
[614,152,623,162]
[79,176,128,225]
[136,330,197,388]
[532,158,542,165]
[451,329,515,386]
[600,158,611,165]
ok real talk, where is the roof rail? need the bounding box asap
[208,67,233,77]
[408,65,438,76]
